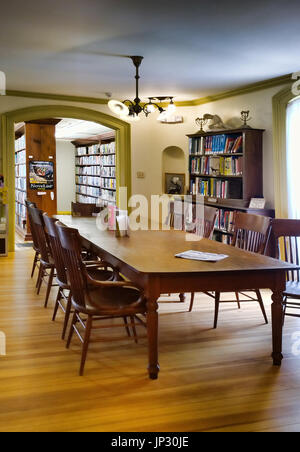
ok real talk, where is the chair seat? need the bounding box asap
[73,285,145,316]
[284,281,300,298]
[86,268,113,281]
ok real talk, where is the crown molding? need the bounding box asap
[5,73,293,108]
[5,90,108,105]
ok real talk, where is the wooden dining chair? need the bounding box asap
[209,212,271,328]
[71,202,101,217]
[271,219,300,322]
[25,200,40,278]
[43,214,115,339]
[56,221,147,376]
[190,211,272,326]
[28,206,57,308]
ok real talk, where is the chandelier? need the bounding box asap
[108,56,176,121]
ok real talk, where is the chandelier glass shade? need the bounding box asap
[108,56,176,120]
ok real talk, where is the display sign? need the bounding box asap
[29,161,54,190]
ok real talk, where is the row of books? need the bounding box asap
[76,166,116,177]
[76,185,101,197]
[15,135,26,152]
[16,178,26,191]
[100,189,116,202]
[76,194,99,204]
[190,178,230,198]
[15,190,26,205]
[76,154,116,166]
[190,134,243,155]
[100,141,115,154]
[76,176,116,189]
[76,145,99,156]
[15,150,26,164]
[215,209,235,233]
[190,156,243,176]
[15,202,26,219]
[15,164,26,177]
[213,232,232,245]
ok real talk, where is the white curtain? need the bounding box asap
[286,96,300,218]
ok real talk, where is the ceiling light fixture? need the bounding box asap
[108,56,176,119]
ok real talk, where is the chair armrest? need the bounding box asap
[86,272,143,292]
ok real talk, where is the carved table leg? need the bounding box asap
[146,277,160,380]
[271,290,284,366]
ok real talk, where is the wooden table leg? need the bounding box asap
[271,289,284,366]
[146,277,160,380]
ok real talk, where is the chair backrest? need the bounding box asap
[231,211,271,255]
[25,200,39,249]
[43,214,68,286]
[71,202,100,217]
[56,222,87,308]
[28,206,51,263]
[195,206,218,239]
[271,219,300,282]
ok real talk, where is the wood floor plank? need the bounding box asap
[0,249,300,432]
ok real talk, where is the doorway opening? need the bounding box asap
[1,105,131,251]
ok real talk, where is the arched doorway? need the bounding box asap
[0,105,131,251]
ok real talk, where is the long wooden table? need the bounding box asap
[56,216,297,380]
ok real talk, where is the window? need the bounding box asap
[286,96,300,218]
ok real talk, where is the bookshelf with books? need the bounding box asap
[74,132,116,206]
[187,128,275,245]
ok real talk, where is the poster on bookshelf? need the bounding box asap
[29,161,54,190]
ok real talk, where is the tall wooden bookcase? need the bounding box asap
[74,132,116,206]
[15,119,59,240]
[187,128,274,244]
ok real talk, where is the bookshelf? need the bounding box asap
[187,128,274,244]
[15,120,59,240]
[74,132,116,206]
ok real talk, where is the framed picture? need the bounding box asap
[29,161,54,190]
[165,173,185,195]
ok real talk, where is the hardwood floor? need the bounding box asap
[0,248,300,432]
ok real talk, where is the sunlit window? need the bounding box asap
[286,96,300,218]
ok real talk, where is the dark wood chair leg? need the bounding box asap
[52,288,62,321]
[213,292,220,329]
[44,267,54,308]
[130,316,138,344]
[31,251,39,278]
[66,310,78,349]
[255,289,268,324]
[179,293,186,303]
[37,264,44,294]
[123,317,131,337]
[189,293,195,312]
[79,315,93,376]
[62,292,72,340]
[235,292,241,309]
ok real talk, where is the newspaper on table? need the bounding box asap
[175,250,228,262]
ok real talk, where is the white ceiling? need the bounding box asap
[55,118,112,140]
[1,0,300,101]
